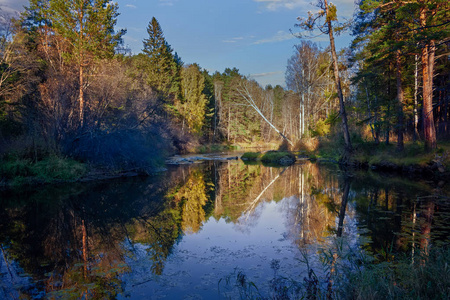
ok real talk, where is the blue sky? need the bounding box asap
[1,0,357,87]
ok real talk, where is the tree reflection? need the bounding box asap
[0,174,182,298]
[173,170,209,234]
[0,160,449,298]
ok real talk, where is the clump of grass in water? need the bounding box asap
[261,151,295,163]
[241,151,295,165]
[241,152,262,161]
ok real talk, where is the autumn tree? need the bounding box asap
[178,63,208,135]
[44,0,124,127]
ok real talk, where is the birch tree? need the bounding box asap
[237,80,294,147]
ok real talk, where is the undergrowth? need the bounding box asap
[220,237,450,300]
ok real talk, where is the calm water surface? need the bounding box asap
[1,159,449,299]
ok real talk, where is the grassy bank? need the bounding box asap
[239,138,449,175]
[351,141,450,170]
[0,156,87,187]
[194,141,281,154]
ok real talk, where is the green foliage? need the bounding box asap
[32,156,86,181]
[241,151,296,165]
[0,159,33,178]
[48,0,124,61]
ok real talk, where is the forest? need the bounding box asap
[0,0,449,179]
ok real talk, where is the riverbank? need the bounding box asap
[350,142,449,177]
[240,140,450,178]
[0,155,167,189]
[2,140,448,189]
[340,141,448,178]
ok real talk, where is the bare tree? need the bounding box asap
[286,41,332,139]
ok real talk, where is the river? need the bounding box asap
[0,158,449,299]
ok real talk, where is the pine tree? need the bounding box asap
[354,0,449,151]
[142,17,180,98]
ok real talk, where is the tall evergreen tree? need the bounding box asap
[142,17,180,98]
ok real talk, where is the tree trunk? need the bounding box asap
[324,0,352,156]
[421,8,437,151]
[386,102,390,145]
[227,106,230,142]
[337,179,351,237]
[374,95,380,145]
[413,54,420,141]
[82,219,88,278]
[78,6,85,128]
[79,64,84,127]
[395,48,404,151]
[445,75,449,137]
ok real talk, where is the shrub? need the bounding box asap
[311,119,330,137]
[65,128,165,170]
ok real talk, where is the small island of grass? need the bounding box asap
[241,151,296,166]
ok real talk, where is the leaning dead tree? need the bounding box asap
[237,81,294,147]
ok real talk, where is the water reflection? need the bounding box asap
[0,160,449,298]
